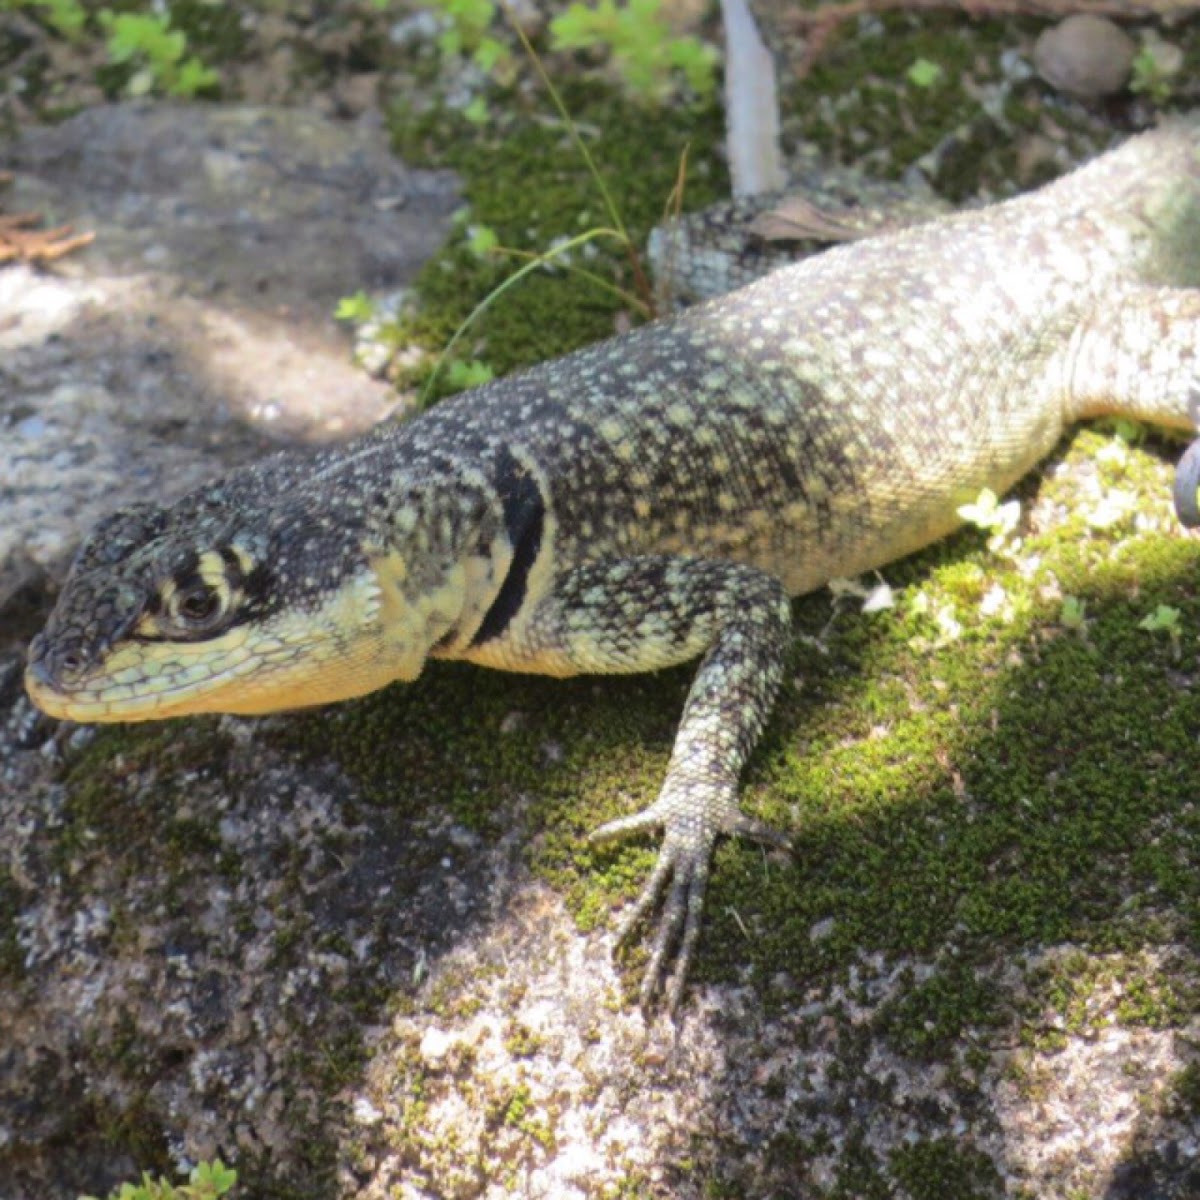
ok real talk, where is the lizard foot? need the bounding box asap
[590,793,790,1015]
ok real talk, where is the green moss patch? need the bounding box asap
[891,1137,1003,1200]
[385,81,727,393]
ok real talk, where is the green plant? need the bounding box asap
[82,1159,236,1200]
[420,8,661,399]
[1139,603,1183,661]
[426,0,513,81]
[907,57,944,89]
[1130,45,1174,105]
[335,290,377,324]
[957,486,1021,552]
[1059,595,1087,632]
[99,9,219,97]
[1139,604,1182,635]
[550,0,717,101]
[444,358,495,389]
[18,0,87,38]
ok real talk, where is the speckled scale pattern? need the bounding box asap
[26,118,1200,1011]
[647,153,951,305]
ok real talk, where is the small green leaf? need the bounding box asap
[1130,44,1174,104]
[82,1158,237,1199]
[445,359,495,390]
[38,0,87,38]
[174,57,218,96]
[1139,605,1182,634]
[335,291,376,323]
[670,38,717,96]
[957,488,1000,529]
[549,0,716,100]
[1060,596,1087,630]
[907,57,944,88]
[472,35,507,74]
[466,224,499,257]
[463,94,489,125]
[549,4,609,50]
[189,1158,237,1196]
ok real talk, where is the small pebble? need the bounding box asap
[1033,15,1136,100]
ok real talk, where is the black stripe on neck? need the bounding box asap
[471,447,545,646]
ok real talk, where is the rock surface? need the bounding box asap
[0,101,458,637]
[4,98,1200,1200]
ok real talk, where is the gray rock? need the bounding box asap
[7,103,457,325]
[1033,15,1136,100]
[0,102,458,626]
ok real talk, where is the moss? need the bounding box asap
[492,1081,556,1150]
[1115,971,1193,1030]
[781,9,1200,202]
[385,81,727,393]
[1165,1063,1200,1117]
[56,718,236,887]
[829,1135,891,1200]
[890,1137,1003,1199]
[1021,949,1197,1053]
[87,1093,173,1184]
[878,958,1001,1059]
[782,9,1043,192]
[502,1020,546,1058]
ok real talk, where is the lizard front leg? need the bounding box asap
[507,556,793,1013]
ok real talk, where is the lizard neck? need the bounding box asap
[365,445,552,670]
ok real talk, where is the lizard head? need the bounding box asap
[25,486,431,723]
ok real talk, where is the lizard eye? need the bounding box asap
[165,581,230,636]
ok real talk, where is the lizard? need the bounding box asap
[24,117,1200,1014]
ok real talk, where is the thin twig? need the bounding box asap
[783,0,1200,79]
[0,171,95,264]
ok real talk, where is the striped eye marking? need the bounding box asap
[137,546,257,642]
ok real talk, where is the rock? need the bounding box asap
[0,102,459,615]
[1033,15,1136,100]
[7,102,456,344]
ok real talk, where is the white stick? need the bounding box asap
[720,0,786,196]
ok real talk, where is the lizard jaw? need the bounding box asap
[25,570,424,722]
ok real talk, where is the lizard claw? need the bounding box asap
[611,824,715,1014]
[591,795,791,1015]
[1174,437,1200,528]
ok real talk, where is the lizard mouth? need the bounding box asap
[23,623,276,722]
[24,657,246,722]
